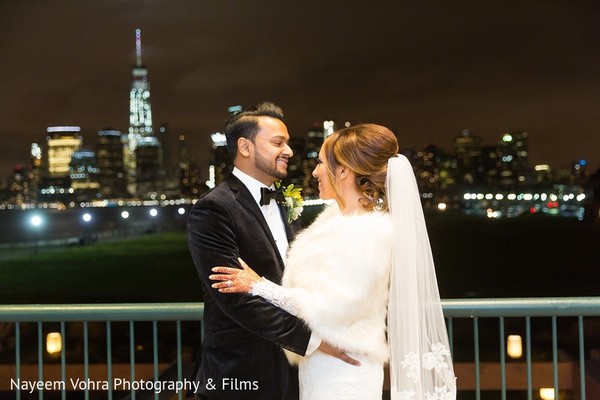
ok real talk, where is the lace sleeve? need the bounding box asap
[250,278,298,316]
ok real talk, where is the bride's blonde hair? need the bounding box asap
[322,124,399,211]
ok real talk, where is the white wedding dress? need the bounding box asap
[253,278,385,399]
[251,205,394,399]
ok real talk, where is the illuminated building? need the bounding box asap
[96,129,127,198]
[286,137,306,188]
[481,145,500,186]
[302,123,327,197]
[453,129,482,185]
[7,165,35,205]
[569,159,589,185]
[46,126,82,178]
[497,131,531,186]
[533,164,552,185]
[125,29,155,187]
[209,132,230,188]
[413,145,456,192]
[30,143,42,201]
[135,136,163,198]
[175,133,203,196]
[69,150,100,200]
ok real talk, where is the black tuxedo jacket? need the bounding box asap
[187,174,311,400]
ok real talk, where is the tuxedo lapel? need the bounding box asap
[278,202,295,242]
[226,175,287,268]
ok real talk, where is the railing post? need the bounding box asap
[499,316,506,400]
[153,320,159,400]
[37,321,43,400]
[578,316,586,400]
[130,321,136,400]
[552,316,559,399]
[526,316,533,400]
[177,321,183,400]
[474,317,480,400]
[60,321,66,400]
[15,322,21,400]
[107,321,112,400]
[83,321,89,400]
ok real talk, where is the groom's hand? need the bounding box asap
[318,341,361,366]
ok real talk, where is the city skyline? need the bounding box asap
[1,1,599,180]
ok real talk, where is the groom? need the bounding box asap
[187,102,355,400]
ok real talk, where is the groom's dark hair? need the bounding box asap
[224,102,285,160]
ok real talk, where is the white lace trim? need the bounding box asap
[250,278,298,316]
[398,342,456,400]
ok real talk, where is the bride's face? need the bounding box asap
[312,148,336,200]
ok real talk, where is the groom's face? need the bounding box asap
[248,116,293,184]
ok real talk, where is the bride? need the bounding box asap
[210,124,456,400]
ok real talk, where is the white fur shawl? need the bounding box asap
[283,204,393,364]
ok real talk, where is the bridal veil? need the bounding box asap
[386,155,457,400]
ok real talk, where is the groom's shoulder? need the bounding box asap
[197,181,234,203]
[194,176,243,209]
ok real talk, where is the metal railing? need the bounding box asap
[444,297,600,400]
[0,303,204,400]
[1,298,600,400]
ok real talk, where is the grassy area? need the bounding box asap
[0,214,598,304]
[0,232,202,304]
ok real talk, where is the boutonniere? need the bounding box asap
[275,181,304,223]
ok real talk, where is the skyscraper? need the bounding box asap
[453,129,482,185]
[125,29,155,191]
[122,29,164,197]
[46,126,82,178]
[96,129,127,198]
[497,131,531,186]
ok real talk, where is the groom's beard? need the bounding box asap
[254,149,288,180]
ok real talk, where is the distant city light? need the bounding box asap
[323,120,335,137]
[47,126,81,133]
[228,105,243,114]
[502,133,513,142]
[437,203,447,211]
[211,132,227,147]
[121,211,129,219]
[149,208,158,217]
[82,213,92,222]
[178,207,186,215]
[30,215,43,227]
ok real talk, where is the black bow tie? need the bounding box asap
[260,186,284,206]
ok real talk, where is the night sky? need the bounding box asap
[1,1,599,180]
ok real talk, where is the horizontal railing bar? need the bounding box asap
[0,303,204,322]
[442,297,600,317]
[2,297,600,322]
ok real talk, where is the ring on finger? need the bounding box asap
[226,280,232,288]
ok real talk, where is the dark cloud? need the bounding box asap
[1,0,599,180]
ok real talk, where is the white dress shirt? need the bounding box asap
[232,168,289,261]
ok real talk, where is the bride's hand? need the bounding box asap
[210,257,261,293]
